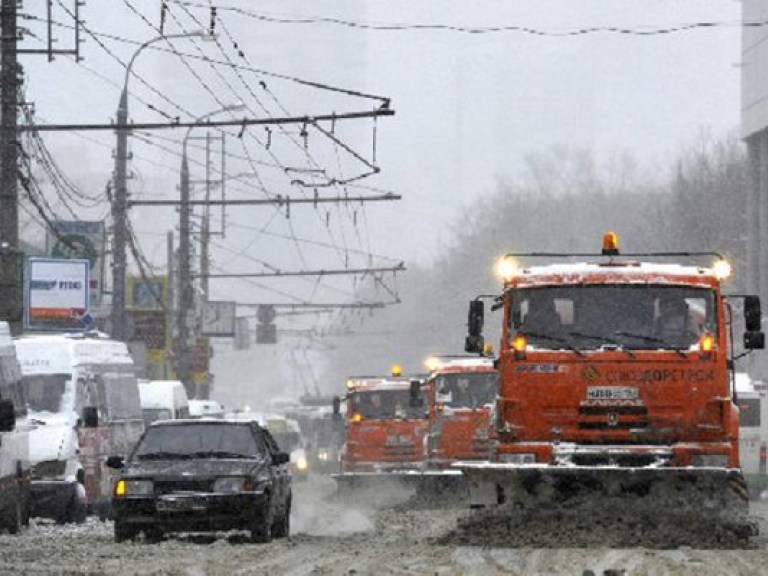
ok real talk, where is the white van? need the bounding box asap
[736,372,768,498]
[14,332,144,521]
[0,322,30,534]
[138,380,190,426]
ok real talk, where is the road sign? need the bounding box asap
[201,301,236,337]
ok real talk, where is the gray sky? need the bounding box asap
[19,1,744,398]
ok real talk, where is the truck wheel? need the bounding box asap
[250,498,273,543]
[114,520,138,543]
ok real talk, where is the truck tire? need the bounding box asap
[249,497,273,544]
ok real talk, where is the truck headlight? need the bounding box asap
[213,477,250,493]
[498,453,536,464]
[691,454,729,468]
[295,456,309,471]
[114,479,153,497]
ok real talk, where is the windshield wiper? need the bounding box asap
[188,451,253,459]
[136,452,192,460]
[613,332,687,357]
[568,331,635,358]
[521,331,584,356]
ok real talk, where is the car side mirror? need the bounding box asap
[82,406,99,428]
[106,455,124,469]
[0,399,15,432]
[745,295,763,332]
[274,452,290,465]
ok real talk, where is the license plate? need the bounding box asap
[156,497,206,512]
[586,386,638,400]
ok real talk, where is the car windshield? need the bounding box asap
[133,423,263,460]
[509,285,717,351]
[351,389,427,420]
[433,372,498,408]
[22,373,70,413]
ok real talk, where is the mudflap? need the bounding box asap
[458,464,755,542]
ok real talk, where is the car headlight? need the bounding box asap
[498,453,536,464]
[691,454,729,468]
[114,479,153,497]
[294,456,309,471]
[213,476,250,493]
[317,449,329,462]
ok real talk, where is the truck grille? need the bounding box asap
[578,405,648,430]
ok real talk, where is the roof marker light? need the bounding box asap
[713,259,732,281]
[496,255,518,283]
[602,231,620,256]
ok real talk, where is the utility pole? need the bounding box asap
[0,0,21,334]
[178,152,192,394]
[200,132,212,300]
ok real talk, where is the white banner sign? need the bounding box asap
[26,258,90,331]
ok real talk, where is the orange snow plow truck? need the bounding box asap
[332,368,429,491]
[460,232,765,531]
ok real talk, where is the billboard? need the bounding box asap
[201,301,236,337]
[127,276,167,310]
[47,221,105,306]
[26,258,90,331]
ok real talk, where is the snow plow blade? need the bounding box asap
[331,470,470,505]
[459,463,750,525]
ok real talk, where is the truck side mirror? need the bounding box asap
[332,395,341,419]
[465,299,485,354]
[0,399,15,432]
[409,380,423,407]
[745,295,763,332]
[82,406,99,428]
[745,331,765,350]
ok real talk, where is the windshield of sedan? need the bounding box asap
[509,285,716,351]
[434,372,497,408]
[133,423,263,460]
[351,389,427,420]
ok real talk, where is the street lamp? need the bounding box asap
[111,30,211,342]
[177,103,245,397]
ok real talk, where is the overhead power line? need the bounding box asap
[192,263,405,279]
[165,3,764,36]
[129,192,399,207]
[17,108,394,133]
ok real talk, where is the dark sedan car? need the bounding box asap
[107,419,292,543]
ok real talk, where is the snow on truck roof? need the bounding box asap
[510,261,719,287]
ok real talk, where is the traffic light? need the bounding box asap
[256,305,277,344]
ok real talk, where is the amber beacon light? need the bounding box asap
[602,231,620,256]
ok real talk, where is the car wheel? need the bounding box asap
[114,520,138,543]
[271,498,290,538]
[250,497,273,544]
[6,500,22,535]
[144,527,164,544]
[65,492,88,524]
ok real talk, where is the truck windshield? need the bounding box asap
[22,373,70,413]
[509,285,717,351]
[351,389,427,420]
[433,372,498,408]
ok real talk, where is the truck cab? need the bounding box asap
[337,375,428,477]
[424,357,497,468]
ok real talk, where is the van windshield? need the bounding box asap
[22,374,70,413]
